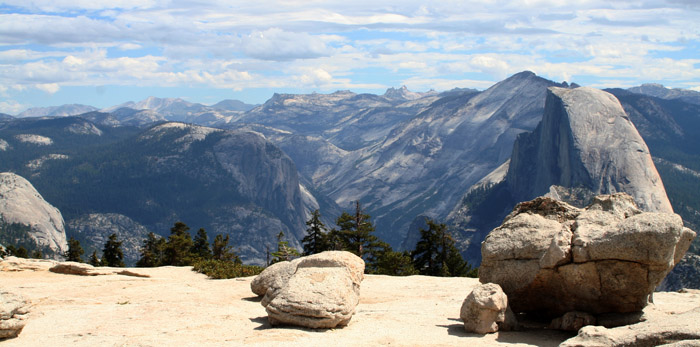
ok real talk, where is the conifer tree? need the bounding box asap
[191,228,212,260]
[88,250,100,266]
[212,234,237,262]
[336,201,383,261]
[164,221,194,266]
[301,209,329,255]
[372,249,418,276]
[271,231,300,264]
[411,218,473,277]
[13,246,29,258]
[102,233,125,267]
[136,232,166,267]
[64,237,84,262]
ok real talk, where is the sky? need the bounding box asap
[1,0,699,114]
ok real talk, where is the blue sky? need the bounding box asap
[1,0,699,114]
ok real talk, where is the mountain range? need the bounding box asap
[1,72,698,269]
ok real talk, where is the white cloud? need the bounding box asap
[241,28,332,61]
[118,43,142,50]
[0,100,28,114]
[298,68,333,86]
[36,83,60,94]
[0,0,698,102]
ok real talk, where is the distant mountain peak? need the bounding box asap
[383,85,434,101]
[16,104,98,118]
[628,83,700,105]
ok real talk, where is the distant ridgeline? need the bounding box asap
[0,71,698,267]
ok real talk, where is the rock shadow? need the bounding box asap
[241,295,262,302]
[438,318,480,338]
[250,316,271,330]
[495,329,575,347]
[250,316,340,332]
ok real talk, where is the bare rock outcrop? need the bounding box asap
[251,251,365,328]
[507,87,673,213]
[49,262,150,278]
[460,283,512,334]
[0,172,68,257]
[0,289,29,339]
[560,307,700,347]
[480,193,695,318]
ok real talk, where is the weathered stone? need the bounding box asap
[460,283,508,334]
[0,289,29,339]
[253,251,365,329]
[480,193,696,317]
[296,251,365,286]
[250,260,296,297]
[265,266,359,328]
[560,307,700,347]
[47,262,150,278]
[50,262,104,276]
[596,311,646,328]
[549,311,596,331]
[0,256,56,272]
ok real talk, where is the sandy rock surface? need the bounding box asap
[1,259,699,346]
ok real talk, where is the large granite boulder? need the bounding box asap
[0,289,29,339]
[251,251,365,328]
[480,193,695,317]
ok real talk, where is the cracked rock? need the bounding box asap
[251,251,365,329]
[1,289,29,339]
[480,193,696,319]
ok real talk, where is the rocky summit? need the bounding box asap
[507,87,673,213]
[0,172,68,256]
[480,193,696,317]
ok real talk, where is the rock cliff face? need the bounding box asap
[0,172,68,256]
[506,87,673,213]
[66,213,151,266]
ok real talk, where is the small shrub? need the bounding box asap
[192,259,264,279]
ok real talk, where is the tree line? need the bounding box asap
[299,202,477,277]
[8,201,476,278]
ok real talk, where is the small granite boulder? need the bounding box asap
[460,283,509,334]
[0,289,29,339]
[251,251,365,329]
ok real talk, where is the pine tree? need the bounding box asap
[102,233,125,267]
[212,234,237,262]
[14,246,29,258]
[372,249,418,276]
[88,250,100,266]
[301,209,329,255]
[64,237,84,262]
[164,221,194,266]
[136,232,166,267]
[411,218,473,277]
[191,228,212,260]
[271,231,300,264]
[336,201,381,258]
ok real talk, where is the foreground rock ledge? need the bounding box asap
[480,193,696,317]
[0,289,29,339]
[251,251,365,329]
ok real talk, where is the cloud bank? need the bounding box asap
[0,0,698,112]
